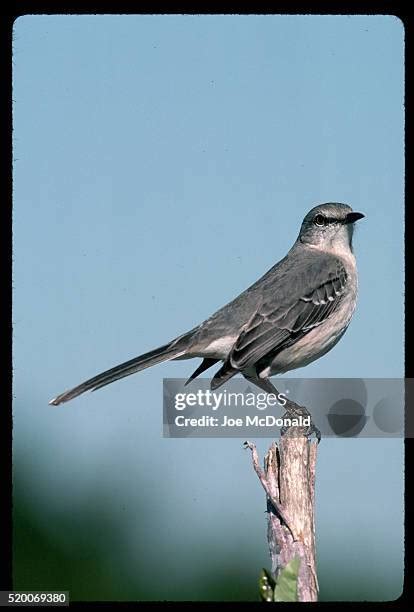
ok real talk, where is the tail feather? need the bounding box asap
[184,358,219,386]
[49,329,196,406]
[210,361,238,390]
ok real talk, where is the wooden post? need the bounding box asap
[245,433,318,602]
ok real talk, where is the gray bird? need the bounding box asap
[50,202,364,413]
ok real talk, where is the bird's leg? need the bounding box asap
[242,372,321,442]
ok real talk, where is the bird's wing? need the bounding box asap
[226,253,348,371]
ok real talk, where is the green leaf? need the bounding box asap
[259,568,275,602]
[273,557,300,602]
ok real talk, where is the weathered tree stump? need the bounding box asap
[245,434,318,602]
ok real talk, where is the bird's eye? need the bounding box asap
[313,214,326,227]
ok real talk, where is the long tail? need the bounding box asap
[49,328,197,406]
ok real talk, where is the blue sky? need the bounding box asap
[13,15,404,600]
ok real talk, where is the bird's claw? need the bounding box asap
[280,405,322,443]
[308,423,322,444]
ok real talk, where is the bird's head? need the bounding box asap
[298,202,365,253]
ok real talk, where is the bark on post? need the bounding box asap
[245,433,318,602]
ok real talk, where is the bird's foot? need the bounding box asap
[280,401,321,443]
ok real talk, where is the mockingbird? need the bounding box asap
[50,202,364,431]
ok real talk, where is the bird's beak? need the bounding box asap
[346,212,365,224]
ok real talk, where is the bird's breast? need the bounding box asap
[262,274,358,377]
